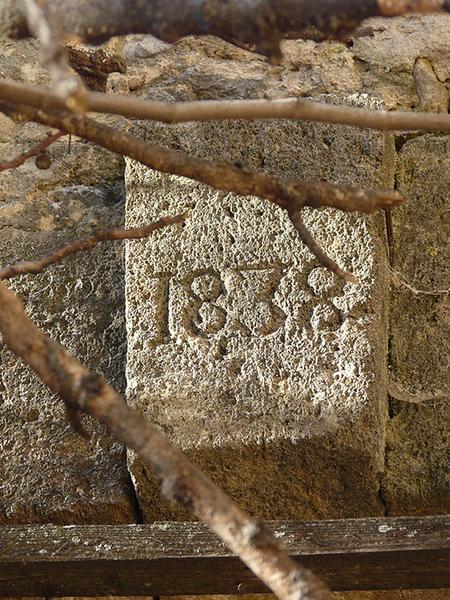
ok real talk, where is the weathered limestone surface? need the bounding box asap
[107,16,448,525]
[382,135,450,516]
[0,156,132,524]
[351,15,450,109]
[125,80,395,519]
[106,16,449,110]
[0,39,133,523]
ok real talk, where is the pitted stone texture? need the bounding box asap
[0,36,48,85]
[125,100,394,521]
[0,130,132,524]
[107,34,361,101]
[382,135,450,516]
[351,15,450,110]
[106,16,449,110]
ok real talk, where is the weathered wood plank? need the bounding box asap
[0,516,449,596]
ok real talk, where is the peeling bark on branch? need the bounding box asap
[0,281,332,600]
[67,46,127,92]
[2,0,448,60]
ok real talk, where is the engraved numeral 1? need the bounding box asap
[146,272,173,345]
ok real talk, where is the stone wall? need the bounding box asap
[0,41,133,523]
[382,134,450,516]
[0,12,449,599]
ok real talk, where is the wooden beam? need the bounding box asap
[1,516,449,596]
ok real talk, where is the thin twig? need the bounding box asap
[384,209,395,266]
[0,130,65,173]
[0,280,332,600]
[0,101,404,281]
[1,78,449,132]
[0,215,186,280]
[390,270,450,296]
[288,209,358,283]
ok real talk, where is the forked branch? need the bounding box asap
[0,100,403,281]
[0,281,332,600]
[0,215,186,280]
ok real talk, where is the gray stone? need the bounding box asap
[106,34,363,102]
[0,35,48,85]
[122,35,172,63]
[0,124,132,523]
[125,92,395,520]
[382,135,450,516]
[105,16,449,111]
[352,15,450,110]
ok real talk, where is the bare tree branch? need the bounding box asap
[0,99,403,281]
[0,215,186,280]
[2,0,448,61]
[288,209,358,283]
[21,0,87,109]
[0,100,403,215]
[0,130,65,172]
[0,280,332,600]
[1,79,449,133]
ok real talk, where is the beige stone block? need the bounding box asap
[125,100,394,520]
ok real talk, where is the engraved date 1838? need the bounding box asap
[145,265,287,344]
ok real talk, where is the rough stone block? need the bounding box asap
[351,15,450,110]
[382,135,450,515]
[125,98,395,520]
[0,130,133,523]
[106,16,449,114]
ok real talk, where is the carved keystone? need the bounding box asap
[125,96,395,520]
